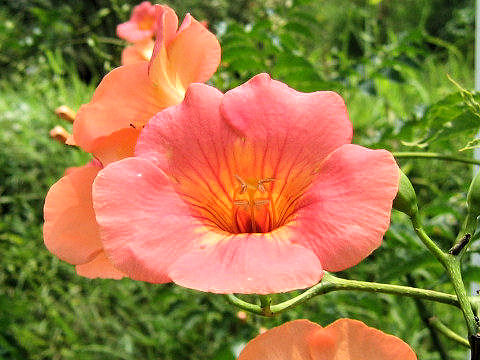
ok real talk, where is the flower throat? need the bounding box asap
[231,175,276,233]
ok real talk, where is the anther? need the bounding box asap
[234,174,248,194]
[254,199,270,207]
[257,178,275,192]
[233,200,249,208]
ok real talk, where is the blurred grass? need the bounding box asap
[0,0,477,359]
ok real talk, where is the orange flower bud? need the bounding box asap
[49,126,71,144]
[55,105,76,123]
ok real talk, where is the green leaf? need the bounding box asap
[448,74,480,118]
[284,21,313,39]
[212,346,235,360]
[402,88,480,148]
[460,138,480,151]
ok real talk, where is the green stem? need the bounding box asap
[393,152,480,166]
[411,213,449,266]
[225,274,462,317]
[258,295,273,316]
[409,213,478,344]
[270,273,460,314]
[445,257,478,339]
[429,316,470,348]
[225,294,263,315]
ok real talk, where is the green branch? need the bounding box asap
[411,213,449,266]
[444,257,478,339]
[409,211,478,346]
[393,152,480,166]
[429,316,470,348]
[224,294,263,315]
[270,273,460,314]
[225,273,461,317]
[258,295,273,316]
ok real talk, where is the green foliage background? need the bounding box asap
[0,0,478,359]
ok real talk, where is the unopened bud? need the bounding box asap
[393,169,418,218]
[55,105,76,123]
[49,126,71,144]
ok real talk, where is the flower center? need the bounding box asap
[232,175,276,233]
[170,139,317,235]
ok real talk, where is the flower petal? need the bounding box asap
[76,251,126,280]
[220,74,353,229]
[91,127,140,166]
[136,83,241,231]
[154,4,179,49]
[166,13,221,88]
[121,39,154,65]
[169,228,323,294]
[93,157,200,283]
[220,73,352,165]
[43,162,102,265]
[121,45,147,65]
[117,21,153,43]
[238,320,321,360]
[116,1,156,43]
[136,83,232,165]
[309,319,417,360]
[73,62,179,154]
[148,8,220,92]
[148,5,179,85]
[291,144,399,271]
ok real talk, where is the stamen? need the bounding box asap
[257,178,275,193]
[234,174,248,194]
[254,199,270,207]
[233,200,249,208]
[232,175,276,233]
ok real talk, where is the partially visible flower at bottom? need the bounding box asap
[238,319,417,360]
